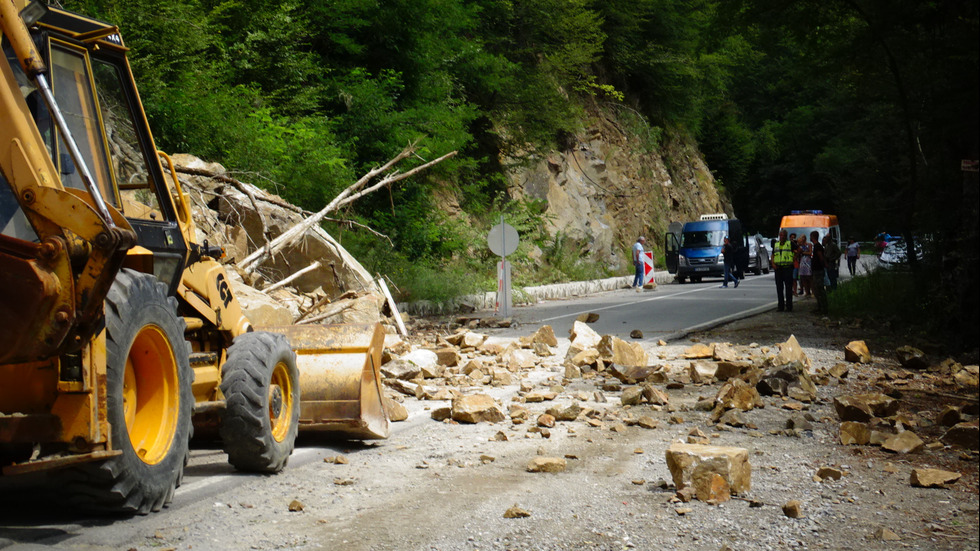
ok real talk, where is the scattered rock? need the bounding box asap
[430,407,452,421]
[757,361,816,401]
[874,527,901,541]
[569,321,602,349]
[785,413,813,431]
[502,348,537,371]
[816,467,843,481]
[833,393,899,422]
[530,325,559,347]
[937,406,962,427]
[882,431,925,454]
[637,416,659,429]
[597,335,648,367]
[712,342,738,362]
[715,379,761,411]
[503,505,531,518]
[526,457,567,473]
[775,335,810,368]
[782,499,803,518]
[828,363,850,379]
[288,499,305,512]
[676,487,695,503]
[451,394,505,423]
[525,391,558,403]
[576,312,600,323]
[940,420,979,450]
[909,468,962,488]
[546,402,583,422]
[641,384,670,405]
[383,396,409,422]
[688,360,718,384]
[839,421,871,445]
[844,341,871,363]
[536,414,556,428]
[895,346,929,370]
[718,409,746,428]
[630,329,644,339]
[683,343,715,359]
[621,386,644,406]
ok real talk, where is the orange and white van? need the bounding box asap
[779,211,842,248]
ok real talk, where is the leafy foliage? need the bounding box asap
[60,0,977,327]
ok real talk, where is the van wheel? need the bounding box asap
[64,270,192,515]
[219,332,299,473]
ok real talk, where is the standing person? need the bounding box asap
[797,234,813,297]
[632,236,646,288]
[789,233,800,295]
[810,231,828,314]
[721,236,739,288]
[845,237,861,276]
[771,230,795,312]
[823,234,842,290]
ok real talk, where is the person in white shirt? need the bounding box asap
[632,236,646,288]
[845,238,861,276]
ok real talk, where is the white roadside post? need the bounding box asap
[487,217,519,317]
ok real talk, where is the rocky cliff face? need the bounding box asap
[506,109,730,270]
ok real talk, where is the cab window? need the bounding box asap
[48,42,117,206]
[90,59,164,220]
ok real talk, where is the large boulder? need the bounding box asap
[569,321,602,349]
[775,335,810,368]
[756,361,817,402]
[597,335,647,367]
[833,393,899,422]
[451,394,506,423]
[665,443,751,498]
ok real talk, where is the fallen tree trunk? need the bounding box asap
[236,146,457,273]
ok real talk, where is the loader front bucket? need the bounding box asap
[260,323,389,440]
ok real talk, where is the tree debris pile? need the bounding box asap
[169,153,390,328]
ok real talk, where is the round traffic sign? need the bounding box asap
[487,222,519,257]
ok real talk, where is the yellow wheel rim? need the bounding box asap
[268,361,293,443]
[122,325,179,465]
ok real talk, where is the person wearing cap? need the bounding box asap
[632,236,646,288]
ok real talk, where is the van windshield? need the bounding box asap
[681,230,725,248]
[783,227,826,242]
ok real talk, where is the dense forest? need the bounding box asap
[60,0,979,342]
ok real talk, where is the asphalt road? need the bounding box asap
[490,271,779,342]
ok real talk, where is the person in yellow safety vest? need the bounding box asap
[772,229,795,312]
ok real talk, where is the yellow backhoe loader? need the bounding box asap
[1,1,388,514]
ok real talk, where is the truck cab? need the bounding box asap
[665,214,748,283]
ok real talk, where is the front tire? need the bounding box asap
[65,270,193,515]
[219,332,299,473]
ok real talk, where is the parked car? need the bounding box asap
[880,236,925,264]
[746,234,771,275]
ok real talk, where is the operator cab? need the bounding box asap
[1,7,188,292]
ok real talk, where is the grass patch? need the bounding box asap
[831,268,921,321]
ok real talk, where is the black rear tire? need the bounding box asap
[219,332,299,473]
[64,269,193,515]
